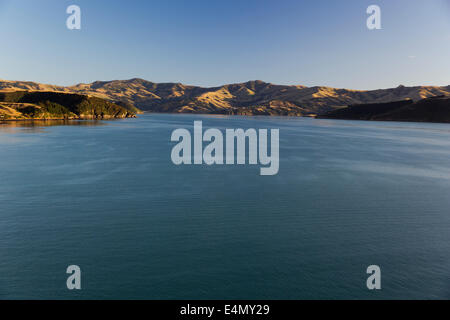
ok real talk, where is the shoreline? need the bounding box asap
[2,112,450,125]
[141,111,450,124]
[0,115,137,122]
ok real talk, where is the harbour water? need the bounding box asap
[1,114,450,299]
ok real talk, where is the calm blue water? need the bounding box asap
[1,114,450,300]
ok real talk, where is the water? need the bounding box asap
[1,114,450,300]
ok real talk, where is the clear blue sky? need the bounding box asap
[0,0,449,89]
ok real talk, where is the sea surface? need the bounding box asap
[1,114,450,300]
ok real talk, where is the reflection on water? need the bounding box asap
[0,119,105,133]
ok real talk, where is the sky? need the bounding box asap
[0,0,449,89]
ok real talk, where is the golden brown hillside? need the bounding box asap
[1,79,449,116]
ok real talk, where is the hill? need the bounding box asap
[0,91,137,120]
[1,79,449,116]
[318,96,450,123]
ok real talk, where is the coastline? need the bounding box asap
[0,115,136,122]
[4,112,450,125]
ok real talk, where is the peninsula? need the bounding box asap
[0,91,137,121]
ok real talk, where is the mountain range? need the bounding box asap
[1,79,449,116]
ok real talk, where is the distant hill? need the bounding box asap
[0,91,137,120]
[1,79,449,116]
[318,96,450,123]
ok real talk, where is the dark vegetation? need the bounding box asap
[318,96,450,123]
[0,91,136,120]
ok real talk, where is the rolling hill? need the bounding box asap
[1,79,449,117]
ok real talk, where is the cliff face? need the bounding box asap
[0,91,136,120]
[1,79,449,116]
[318,96,450,123]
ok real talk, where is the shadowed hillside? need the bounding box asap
[318,96,450,123]
[1,79,449,116]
